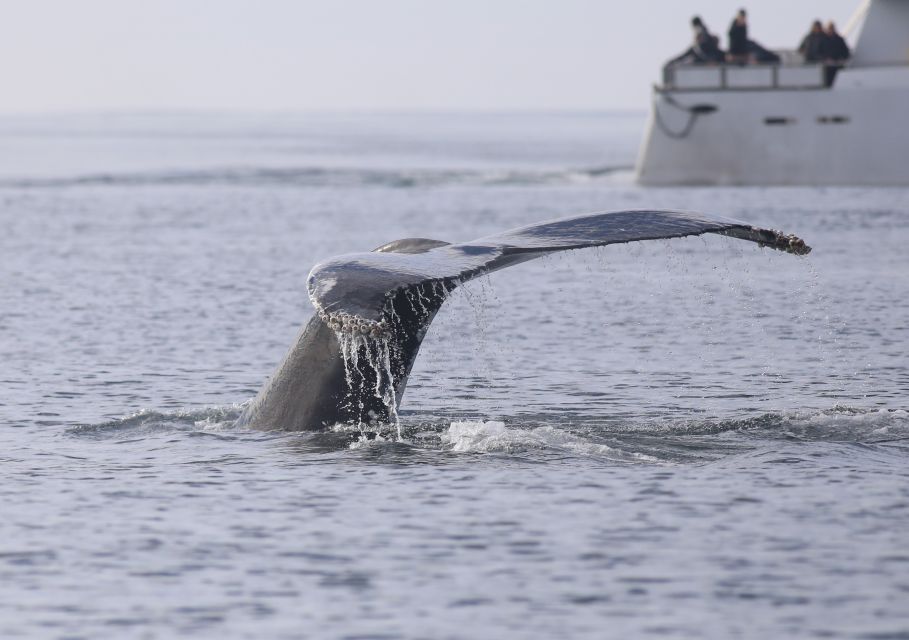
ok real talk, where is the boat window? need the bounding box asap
[817,116,850,124]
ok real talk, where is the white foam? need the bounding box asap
[442,420,658,461]
[442,420,508,452]
[783,407,909,438]
[193,404,247,432]
[347,432,394,450]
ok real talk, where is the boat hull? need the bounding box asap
[636,67,909,186]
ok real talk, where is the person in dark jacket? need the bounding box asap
[693,16,725,63]
[799,20,829,62]
[822,21,850,86]
[664,15,725,77]
[727,9,749,63]
[825,21,850,62]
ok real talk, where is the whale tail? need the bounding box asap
[240,209,810,431]
[237,244,455,431]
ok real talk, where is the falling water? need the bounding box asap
[336,330,402,439]
[329,280,458,441]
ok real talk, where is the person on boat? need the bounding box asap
[799,20,828,62]
[664,15,724,79]
[822,21,851,86]
[672,16,726,64]
[824,22,850,62]
[727,9,749,63]
[726,9,781,65]
[692,16,725,63]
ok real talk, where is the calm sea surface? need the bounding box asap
[1,112,907,639]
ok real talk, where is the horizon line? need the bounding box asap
[0,106,649,118]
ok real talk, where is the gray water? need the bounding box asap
[1,112,907,639]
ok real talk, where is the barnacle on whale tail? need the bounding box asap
[318,309,392,339]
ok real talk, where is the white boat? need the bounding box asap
[635,0,909,186]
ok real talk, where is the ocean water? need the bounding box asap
[1,112,907,639]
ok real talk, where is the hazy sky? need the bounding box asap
[1,0,860,113]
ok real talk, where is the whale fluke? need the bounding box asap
[238,209,810,432]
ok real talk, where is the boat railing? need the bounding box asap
[662,53,830,91]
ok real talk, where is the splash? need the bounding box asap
[441,420,660,461]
